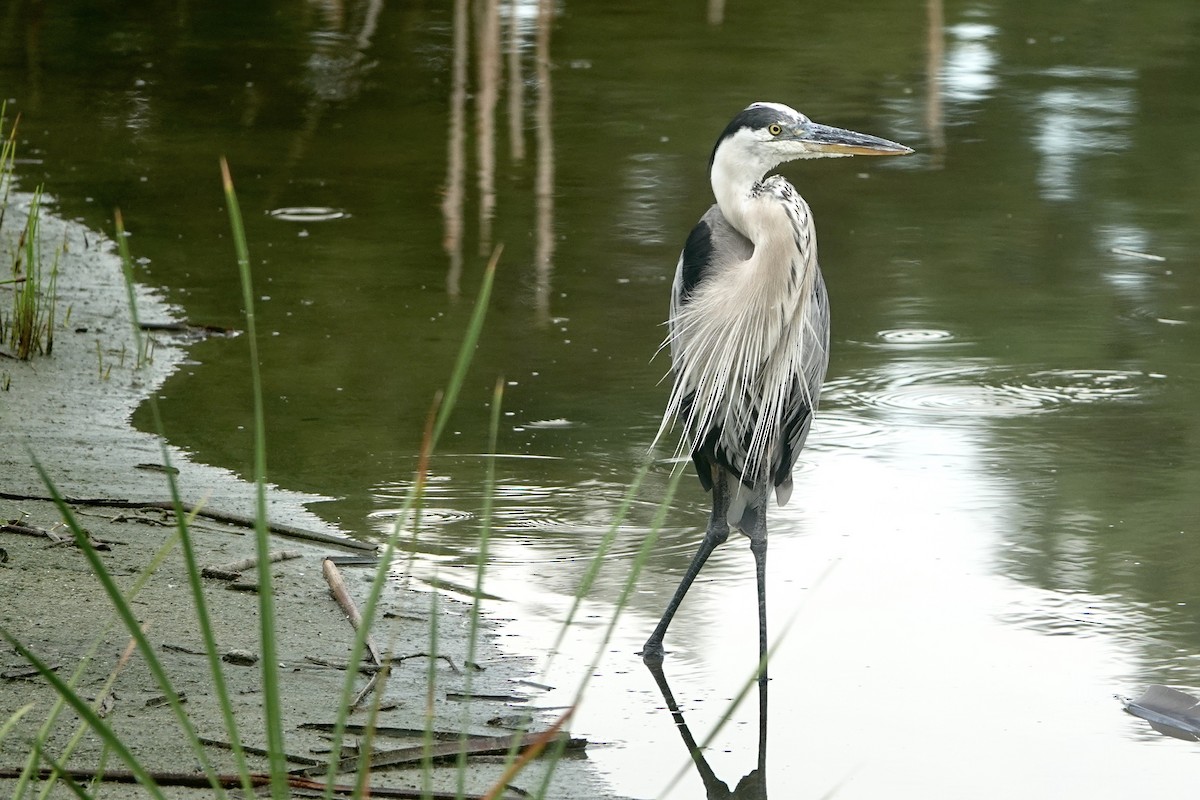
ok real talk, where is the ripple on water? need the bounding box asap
[874,328,957,345]
[268,206,350,222]
[825,364,1155,423]
[368,462,693,564]
[998,587,1145,640]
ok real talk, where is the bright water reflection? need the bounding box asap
[6,0,1200,797]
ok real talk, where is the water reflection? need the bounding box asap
[443,0,470,297]
[942,19,997,105]
[475,0,501,254]
[441,0,557,321]
[924,0,945,162]
[532,0,556,325]
[646,661,767,800]
[1032,76,1134,202]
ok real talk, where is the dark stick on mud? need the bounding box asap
[0,768,508,799]
[294,730,584,778]
[0,491,375,552]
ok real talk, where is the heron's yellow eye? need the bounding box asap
[768,123,782,136]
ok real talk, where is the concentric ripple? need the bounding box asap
[826,364,1154,422]
[875,328,957,345]
[367,456,694,565]
[267,206,349,222]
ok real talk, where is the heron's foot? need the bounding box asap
[638,638,665,663]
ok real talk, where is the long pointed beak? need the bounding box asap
[803,122,913,157]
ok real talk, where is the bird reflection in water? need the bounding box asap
[645,660,767,800]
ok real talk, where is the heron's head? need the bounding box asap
[709,102,913,180]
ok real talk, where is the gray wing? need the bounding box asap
[670,206,754,490]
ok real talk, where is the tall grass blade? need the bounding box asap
[24,455,229,796]
[431,244,502,446]
[0,103,17,230]
[544,457,654,671]
[0,704,35,746]
[13,519,182,800]
[319,246,501,800]
[0,630,170,800]
[455,376,504,799]
[532,464,686,799]
[114,207,256,795]
[220,157,288,798]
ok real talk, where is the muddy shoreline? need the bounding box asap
[0,192,620,798]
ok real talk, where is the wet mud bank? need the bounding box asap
[0,193,619,799]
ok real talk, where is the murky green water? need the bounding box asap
[7,0,1200,796]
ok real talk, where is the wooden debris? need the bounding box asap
[303,655,382,675]
[325,556,380,567]
[198,735,321,766]
[2,662,61,680]
[300,722,464,740]
[395,652,462,674]
[0,768,519,799]
[1,522,51,538]
[322,558,382,666]
[294,729,585,778]
[0,491,377,552]
[447,692,528,703]
[202,549,302,581]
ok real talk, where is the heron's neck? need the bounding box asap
[710,151,776,242]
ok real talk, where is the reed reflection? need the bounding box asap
[443,0,470,298]
[475,0,501,255]
[646,661,767,799]
[276,0,384,198]
[925,0,945,163]
[533,0,555,325]
[441,0,556,320]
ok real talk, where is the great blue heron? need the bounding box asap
[642,102,912,666]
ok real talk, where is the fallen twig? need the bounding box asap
[322,558,383,666]
[202,549,302,580]
[392,652,462,674]
[447,692,528,703]
[303,655,381,675]
[1,522,52,538]
[300,722,464,740]
[0,767,268,789]
[2,662,61,680]
[0,769,517,799]
[295,729,585,778]
[198,735,320,766]
[0,492,376,552]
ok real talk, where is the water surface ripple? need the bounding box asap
[826,364,1155,422]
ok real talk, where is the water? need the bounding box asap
[6,0,1200,796]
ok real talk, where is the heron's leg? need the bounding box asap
[640,470,731,662]
[741,485,770,758]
